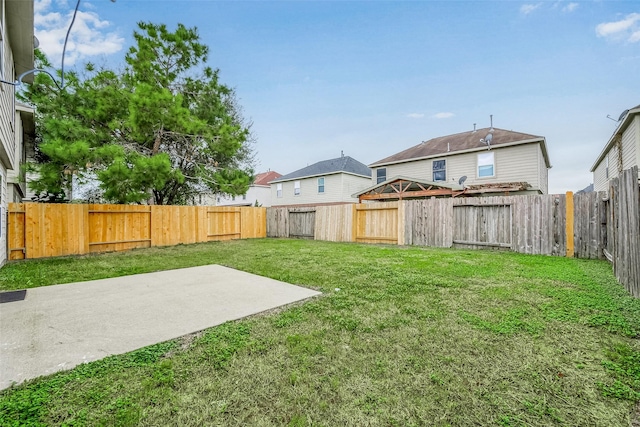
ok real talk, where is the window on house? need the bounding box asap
[605,156,609,179]
[478,152,495,178]
[318,177,325,193]
[376,168,386,184]
[294,180,301,196]
[276,183,282,198]
[433,160,446,181]
[242,194,246,200]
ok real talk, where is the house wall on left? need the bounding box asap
[0,0,35,266]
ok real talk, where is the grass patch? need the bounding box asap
[1,239,639,426]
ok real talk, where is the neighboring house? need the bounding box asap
[0,0,35,266]
[590,105,640,192]
[216,170,282,207]
[7,102,35,202]
[270,155,371,207]
[357,127,551,202]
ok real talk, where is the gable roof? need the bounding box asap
[370,127,550,168]
[254,171,281,186]
[590,104,640,172]
[271,156,371,183]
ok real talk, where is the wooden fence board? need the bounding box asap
[288,208,316,239]
[355,202,398,244]
[314,205,353,242]
[241,207,267,239]
[7,203,25,260]
[266,207,289,238]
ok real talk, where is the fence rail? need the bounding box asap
[8,203,266,260]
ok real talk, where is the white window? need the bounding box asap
[376,168,386,184]
[242,194,246,200]
[478,152,495,178]
[432,160,446,181]
[318,177,325,193]
[276,183,282,198]
[294,180,301,196]
[605,155,609,179]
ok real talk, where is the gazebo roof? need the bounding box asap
[353,176,466,202]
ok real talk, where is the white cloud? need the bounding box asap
[34,0,124,67]
[432,112,455,119]
[520,3,541,15]
[407,113,424,119]
[562,2,578,13]
[596,13,640,43]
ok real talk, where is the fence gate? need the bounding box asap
[288,208,316,239]
[452,203,512,249]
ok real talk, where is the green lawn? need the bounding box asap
[1,239,639,426]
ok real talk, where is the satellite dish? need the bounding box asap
[618,109,629,122]
[480,132,493,149]
[458,176,467,186]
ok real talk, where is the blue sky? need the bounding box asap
[34,0,640,193]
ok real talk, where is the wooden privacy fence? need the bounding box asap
[268,196,569,256]
[8,203,266,260]
[267,169,639,297]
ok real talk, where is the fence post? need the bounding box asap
[566,191,574,257]
[351,204,358,242]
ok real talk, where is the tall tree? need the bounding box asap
[21,22,254,204]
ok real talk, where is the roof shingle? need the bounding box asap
[370,127,544,167]
[272,156,371,183]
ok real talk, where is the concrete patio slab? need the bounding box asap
[0,265,321,390]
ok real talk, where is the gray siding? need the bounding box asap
[372,142,547,193]
[271,173,369,206]
[593,160,608,192]
[592,115,640,192]
[621,117,637,170]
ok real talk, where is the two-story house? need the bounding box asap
[590,104,640,192]
[215,170,282,207]
[1,0,35,266]
[270,155,371,207]
[355,127,551,201]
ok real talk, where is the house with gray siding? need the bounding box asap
[0,0,35,266]
[359,127,551,201]
[270,155,371,207]
[590,105,640,192]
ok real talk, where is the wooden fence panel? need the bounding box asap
[610,167,640,297]
[314,205,354,242]
[266,207,289,238]
[7,203,265,259]
[405,199,453,247]
[207,207,241,241]
[240,207,267,239]
[573,191,606,259]
[288,208,316,239]
[452,198,512,249]
[551,194,567,257]
[23,203,88,258]
[355,202,399,244]
[508,195,563,255]
[89,204,151,253]
[8,203,25,260]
